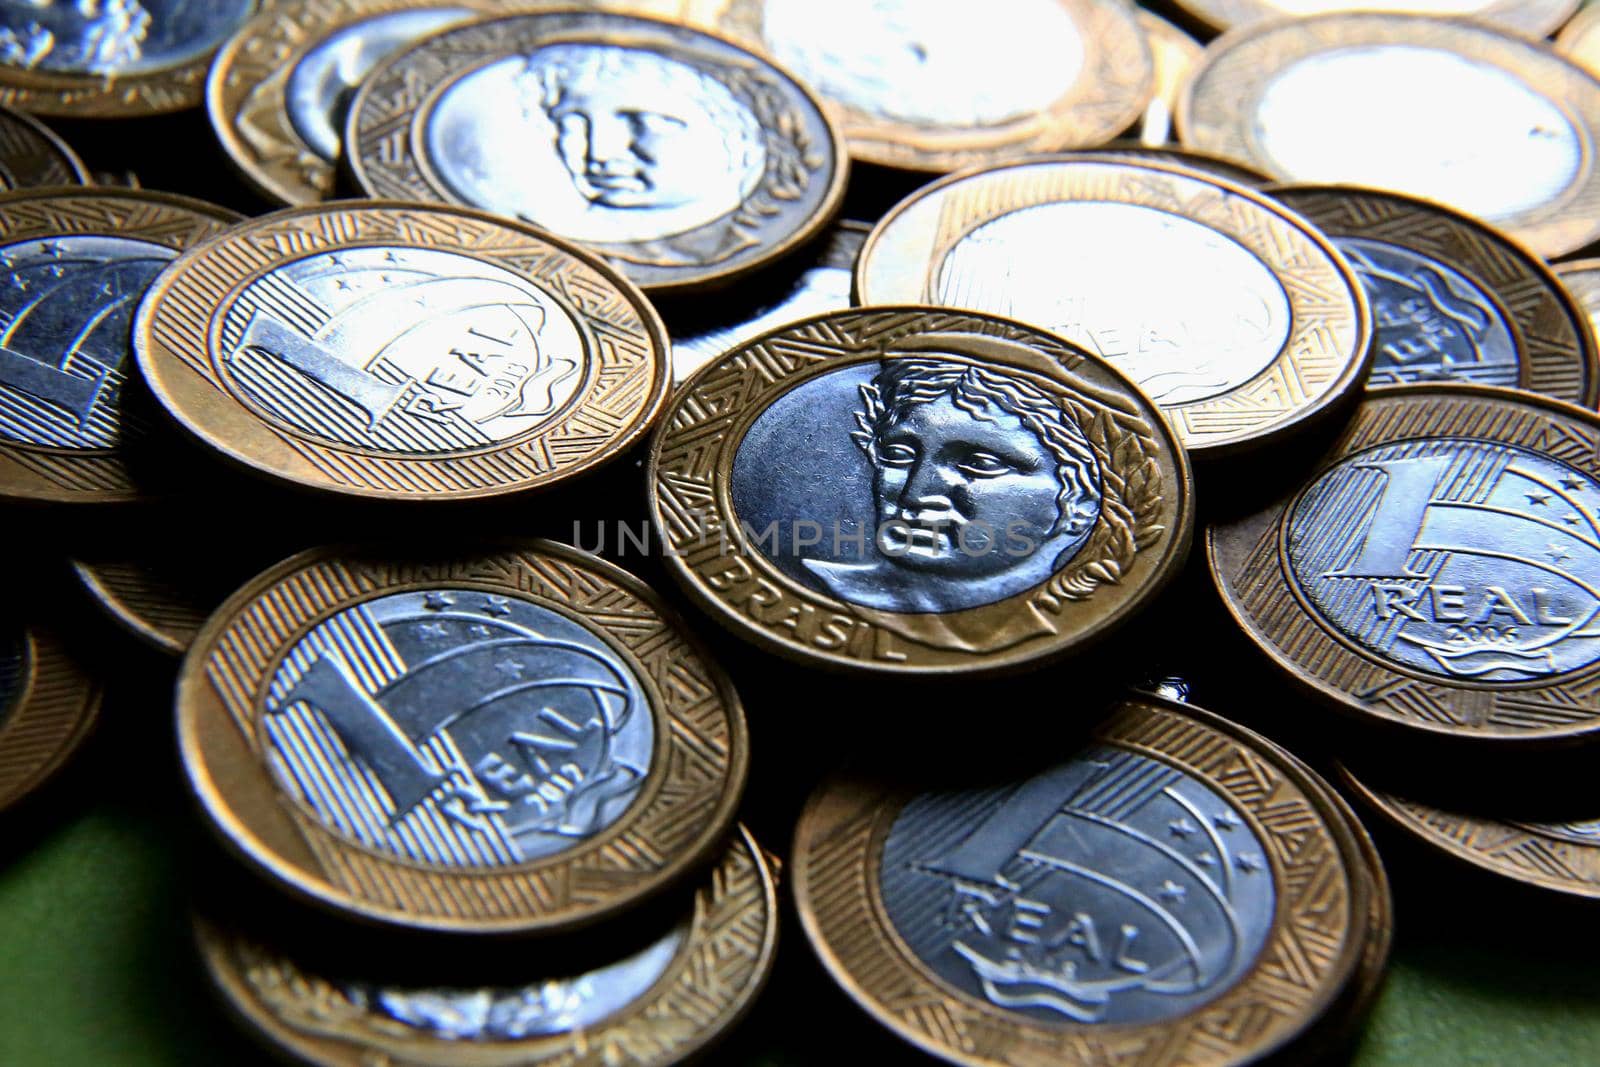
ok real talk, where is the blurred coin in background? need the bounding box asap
[1172,0,1578,37]
[0,621,99,813]
[1136,9,1201,147]
[1556,3,1600,78]
[1553,259,1600,361]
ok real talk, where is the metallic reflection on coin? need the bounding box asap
[1210,386,1600,743]
[1270,185,1597,405]
[1557,4,1600,81]
[0,622,100,812]
[1136,10,1200,148]
[348,11,846,292]
[1180,14,1600,259]
[0,104,87,188]
[793,697,1370,1066]
[70,556,210,656]
[1173,0,1577,36]
[1553,260,1600,373]
[178,543,747,933]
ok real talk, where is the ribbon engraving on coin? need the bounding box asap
[0,0,253,75]
[1287,439,1600,680]
[878,747,1276,1025]
[261,589,653,867]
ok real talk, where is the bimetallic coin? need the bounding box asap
[1270,185,1598,405]
[1173,0,1577,37]
[0,105,87,187]
[649,307,1193,675]
[0,622,100,812]
[856,156,1372,458]
[1211,386,1600,744]
[196,825,777,1066]
[347,11,847,293]
[1081,143,1270,186]
[1136,11,1201,148]
[135,201,668,501]
[793,696,1371,1066]
[681,0,1153,173]
[178,543,748,934]
[0,189,239,505]
[1179,14,1600,259]
[1553,260,1600,368]
[0,0,260,117]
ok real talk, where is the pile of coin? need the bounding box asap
[2,1,1600,1065]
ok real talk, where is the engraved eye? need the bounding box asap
[878,442,916,467]
[957,451,1012,478]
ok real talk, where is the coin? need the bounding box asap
[0,104,88,187]
[134,201,669,502]
[792,695,1372,1066]
[1172,0,1578,37]
[0,0,262,118]
[1136,10,1201,148]
[1083,143,1270,186]
[69,556,209,656]
[0,189,239,505]
[679,0,1153,173]
[1179,13,1600,259]
[672,219,866,385]
[1269,184,1598,405]
[347,11,847,293]
[178,542,749,934]
[856,156,1372,458]
[650,307,1193,675]
[0,621,100,812]
[1553,259,1600,360]
[195,825,777,1065]
[1557,3,1600,79]
[1210,385,1600,745]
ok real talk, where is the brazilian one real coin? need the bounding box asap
[1210,386,1600,745]
[177,542,748,934]
[345,10,847,294]
[648,307,1194,675]
[0,620,100,813]
[134,200,669,501]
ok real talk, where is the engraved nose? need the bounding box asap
[586,111,637,165]
[901,456,958,510]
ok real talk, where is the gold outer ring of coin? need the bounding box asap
[1136,9,1202,148]
[791,695,1373,1067]
[1267,183,1600,406]
[1209,383,1600,745]
[0,623,101,812]
[193,824,780,1066]
[0,105,89,188]
[0,188,241,505]
[0,2,265,118]
[177,542,750,935]
[1337,763,1600,900]
[69,557,207,657]
[649,305,1194,676]
[134,199,671,502]
[1068,142,1271,185]
[680,0,1154,172]
[1171,0,1578,37]
[854,154,1374,459]
[1177,13,1600,260]
[1553,258,1600,361]
[1557,3,1600,79]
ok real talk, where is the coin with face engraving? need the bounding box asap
[857,156,1372,459]
[1180,14,1600,260]
[134,201,668,501]
[0,104,87,187]
[1211,386,1600,744]
[650,307,1193,675]
[793,695,1371,1067]
[0,189,239,504]
[1269,185,1598,405]
[678,0,1152,173]
[1172,0,1577,36]
[1136,10,1200,148]
[0,0,261,117]
[0,621,100,812]
[347,11,846,293]
[178,543,748,933]
[196,825,776,1065]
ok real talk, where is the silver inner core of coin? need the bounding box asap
[731,357,1103,614]
[1288,438,1600,682]
[287,6,479,165]
[879,745,1278,1026]
[1253,45,1582,222]
[0,234,174,451]
[936,201,1292,406]
[220,245,587,455]
[261,588,654,869]
[674,265,852,383]
[1336,237,1518,388]
[759,0,1082,127]
[0,0,253,76]
[352,923,685,1040]
[425,44,767,244]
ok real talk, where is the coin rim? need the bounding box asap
[68,557,195,657]
[1171,0,1579,38]
[0,105,90,187]
[0,624,101,812]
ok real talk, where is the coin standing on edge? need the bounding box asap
[0,622,100,813]
[683,0,1153,172]
[0,105,88,188]
[1179,13,1600,259]
[178,543,748,934]
[1172,0,1578,37]
[0,1,261,118]
[650,307,1193,675]
[856,156,1372,458]
[1211,385,1600,744]
[1136,10,1201,148]
[347,11,847,293]
[0,189,240,504]
[1269,184,1598,405]
[135,200,669,501]
[792,695,1373,1067]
